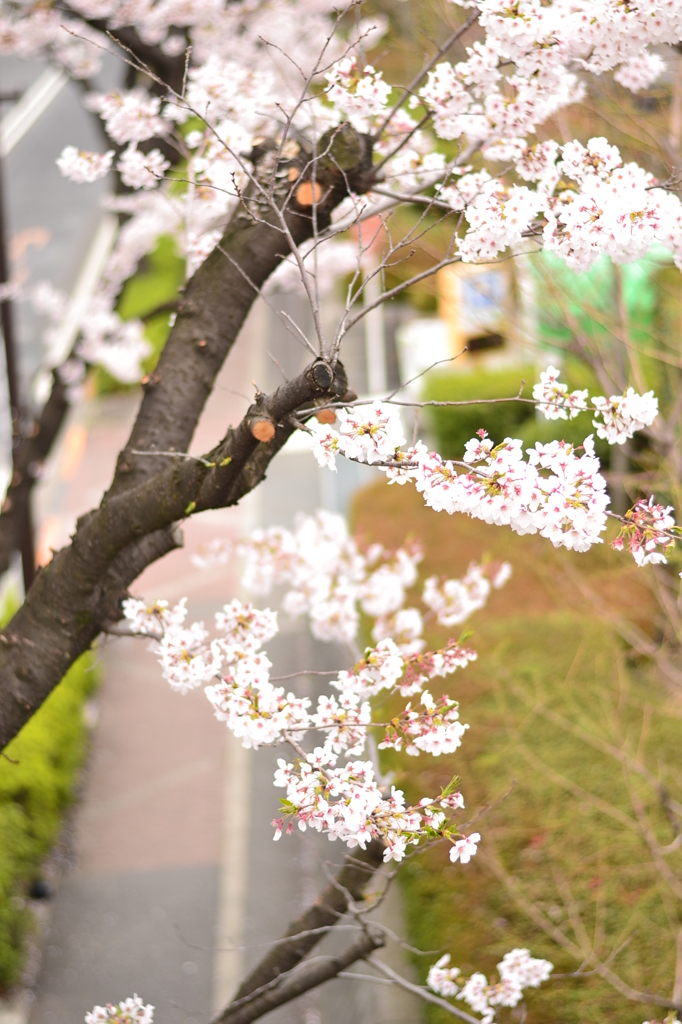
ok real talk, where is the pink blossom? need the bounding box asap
[533,365,588,421]
[592,388,658,444]
[86,89,170,145]
[449,831,480,864]
[117,145,169,190]
[85,996,154,1024]
[57,146,113,183]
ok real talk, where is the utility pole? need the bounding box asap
[0,88,36,593]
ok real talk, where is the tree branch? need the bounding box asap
[0,117,374,749]
[214,929,384,1024]
[210,840,386,1024]
[230,840,385,1004]
[0,357,342,749]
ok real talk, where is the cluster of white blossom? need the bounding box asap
[432,135,682,269]
[533,366,659,443]
[532,365,589,421]
[85,995,153,1024]
[121,591,478,857]
[117,146,170,191]
[540,141,682,271]
[122,595,277,696]
[427,948,553,1024]
[7,0,682,395]
[238,512,366,644]
[14,0,682,394]
[308,379,671,563]
[122,507,498,859]
[411,433,611,553]
[592,388,659,444]
[272,748,475,863]
[324,57,392,134]
[433,7,648,151]
[311,401,407,471]
[233,510,508,649]
[422,560,511,627]
[121,596,189,636]
[312,402,610,553]
[56,146,114,184]
[378,690,469,757]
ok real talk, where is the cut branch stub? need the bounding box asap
[250,417,277,443]
[318,123,366,176]
[295,181,324,207]
[293,124,374,209]
[308,360,334,390]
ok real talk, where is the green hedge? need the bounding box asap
[424,361,610,465]
[0,607,98,990]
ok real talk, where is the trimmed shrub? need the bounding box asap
[424,365,536,459]
[424,361,610,465]
[0,602,98,990]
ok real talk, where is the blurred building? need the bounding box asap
[395,255,540,392]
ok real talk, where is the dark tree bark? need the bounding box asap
[215,930,384,1024]
[0,354,339,747]
[213,841,387,1024]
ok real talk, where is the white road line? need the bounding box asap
[0,66,67,158]
[211,302,266,1014]
[212,735,253,1013]
[45,213,118,367]
[31,212,118,406]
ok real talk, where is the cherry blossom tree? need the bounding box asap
[1,1,682,1021]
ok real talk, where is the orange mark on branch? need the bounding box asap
[315,409,336,424]
[250,418,276,442]
[296,180,323,206]
[288,167,300,182]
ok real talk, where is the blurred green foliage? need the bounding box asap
[536,252,658,350]
[94,234,185,395]
[532,251,676,413]
[0,590,99,990]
